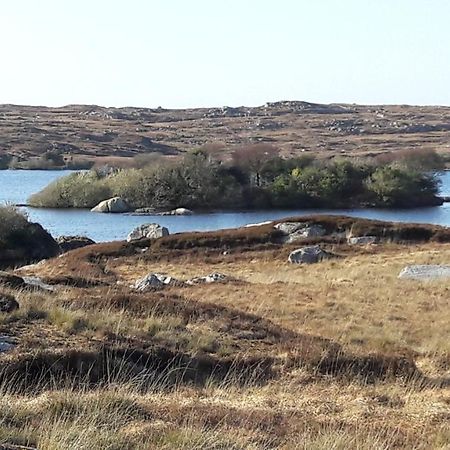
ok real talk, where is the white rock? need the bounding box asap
[133,273,177,291]
[398,265,450,280]
[244,221,272,228]
[91,197,130,213]
[127,223,169,242]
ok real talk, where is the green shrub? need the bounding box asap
[366,165,439,207]
[0,206,29,246]
[29,171,112,208]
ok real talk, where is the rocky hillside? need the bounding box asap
[1,101,450,165]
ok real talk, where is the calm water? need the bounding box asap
[2,170,450,242]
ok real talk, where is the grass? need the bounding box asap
[2,217,450,449]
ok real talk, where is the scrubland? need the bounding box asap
[0,217,449,449]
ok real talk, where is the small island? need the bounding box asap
[27,147,444,211]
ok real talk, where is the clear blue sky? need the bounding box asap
[1,0,449,108]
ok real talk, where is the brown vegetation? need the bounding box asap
[1,102,450,167]
[1,216,449,448]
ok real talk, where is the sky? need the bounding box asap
[1,0,449,108]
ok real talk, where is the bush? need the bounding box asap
[29,171,112,208]
[366,165,440,207]
[0,206,29,246]
[28,153,442,210]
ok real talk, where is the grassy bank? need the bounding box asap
[28,148,443,210]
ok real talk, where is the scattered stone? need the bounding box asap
[288,245,335,264]
[91,197,131,213]
[127,223,169,242]
[57,235,96,252]
[275,222,326,243]
[0,293,19,313]
[131,207,157,215]
[133,273,180,291]
[0,271,27,289]
[186,272,231,285]
[348,236,377,245]
[398,265,450,280]
[131,207,193,216]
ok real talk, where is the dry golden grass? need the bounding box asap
[4,228,450,449]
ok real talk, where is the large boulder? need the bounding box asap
[57,235,96,253]
[91,197,130,213]
[0,293,19,313]
[127,223,169,242]
[288,245,335,264]
[398,265,450,280]
[275,222,326,243]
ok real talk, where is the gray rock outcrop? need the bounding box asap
[275,222,326,243]
[288,245,335,264]
[127,223,169,242]
[91,197,130,213]
[398,265,450,280]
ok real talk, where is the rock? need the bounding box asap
[22,276,56,292]
[172,207,193,215]
[91,197,130,213]
[0,335,15,352]
[133,273,179,291]
[288,245,335,264]
[0,222,60,269]
[57,235,96,252]
[275,222,326,243]
[244,221,272,228]
[186,272,231,285]
[131,207,157,215]
[127,223,169,242]
[398,265,450,280]
[0,293,19,313]
[0,272,55,292]
[348,236,377,245]
[156,207,193,216]
[0,271,27,289]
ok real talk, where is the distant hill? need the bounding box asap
[1,101,450,166]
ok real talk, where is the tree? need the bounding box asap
[231,144,280,187]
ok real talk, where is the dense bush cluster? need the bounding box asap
[28,148,442,210]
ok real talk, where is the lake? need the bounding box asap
[2,169,450,242]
